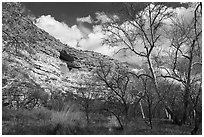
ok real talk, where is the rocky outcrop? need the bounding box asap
[2,2,128,105]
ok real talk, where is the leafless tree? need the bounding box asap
[96,60,140,129]
[160,3,202,126]
[103,3,176,128]
[103,2,202,129]
[74,73,102,125]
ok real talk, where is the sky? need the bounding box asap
[23,2,121,26]
[22,2,194,66]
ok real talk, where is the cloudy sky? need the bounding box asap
[22,2,194,66]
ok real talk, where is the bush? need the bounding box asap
[2,108,17,121]
[49,104,87,134]
[2,102,89,135]
[2,107,53,135]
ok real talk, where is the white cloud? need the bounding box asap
[95,45,117,56]
[35,15,116,56]
[77,22,92,36]
[95,12,111,23]
[76,15,92,24]
[175,6,194,24]
[95,12,119,23]
[79,32,104,50]
[78,25,117,56]
[36,15,82,47]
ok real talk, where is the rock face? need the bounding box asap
[2,2,127,105]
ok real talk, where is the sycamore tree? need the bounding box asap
[73,72,104,125]
[96,59,141,129]
[159,2,202,132]
[102,2,175,127]
[103,2,174,95]
[156,78,183,123]
[102,2,201,128]
[130,64,160,129]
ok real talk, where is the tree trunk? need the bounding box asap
[123,101,129,125]
[139,100,146,119]
[165,106,182,125]
[191,109,202,135]
[86,112,90,125]
[114,114,124,130]
[147,98,153,129]
[147,56,159,94]
[148,105,153,129]
[164,108,171,120]
[182,83,191,124]
[105,109,124,130]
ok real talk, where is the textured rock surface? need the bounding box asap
[2,2,128,99]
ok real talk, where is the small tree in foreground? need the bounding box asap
[96,60,141,129]
[73,72,103,125]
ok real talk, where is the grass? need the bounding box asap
[49,107,87,135]
[122,119,201,135]
[2,105,88,135]
[2,107,201,135]
[2,107,53,135]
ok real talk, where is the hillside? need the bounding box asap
[2,2,127,99]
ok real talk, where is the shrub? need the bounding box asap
[49,103,87,134]
[13,107,52,121]
[2,108,17,121]
[2,107,53,135]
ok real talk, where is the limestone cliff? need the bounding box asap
[2,2,128,105]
